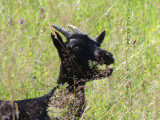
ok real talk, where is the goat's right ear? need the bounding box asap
[51,32,66,58]
[95,30,106,45]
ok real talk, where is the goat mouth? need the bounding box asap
[88,60,113,77]
[98,64,113,77]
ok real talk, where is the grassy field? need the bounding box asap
[0,0,160,119]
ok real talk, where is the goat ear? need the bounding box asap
[51,32,66,58]
[95,30,106,44]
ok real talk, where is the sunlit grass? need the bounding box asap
[0,0,160,119]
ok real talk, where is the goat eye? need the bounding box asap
[72,46,80,52]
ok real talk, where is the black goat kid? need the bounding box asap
[0,25,114,120]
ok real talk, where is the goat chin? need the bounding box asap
[0,24,114,120]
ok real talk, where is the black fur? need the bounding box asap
[0,25,114,120]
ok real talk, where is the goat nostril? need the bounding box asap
[106,53,113,57]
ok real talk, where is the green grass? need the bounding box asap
[0,0,160,119]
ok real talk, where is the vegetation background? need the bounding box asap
[0,0,159,119]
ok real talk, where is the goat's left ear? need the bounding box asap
[51,32,65,49]
[51,32,66,59]
[95,30,106,45]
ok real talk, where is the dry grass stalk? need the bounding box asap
[153,90,159,118]
[15,103,19,120]
[49,23,57,39]
[7,65,15,120]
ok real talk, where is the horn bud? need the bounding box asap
[68,25,85,34]
[52,25,73,38]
